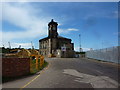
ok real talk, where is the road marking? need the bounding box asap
[20,63,50,89]
[63,69,118,88]
[21,74,41,88]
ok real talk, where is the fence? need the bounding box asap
[86,46,120,64]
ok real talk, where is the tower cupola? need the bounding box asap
[48,19,58,38]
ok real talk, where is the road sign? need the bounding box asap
[61,47,66,51]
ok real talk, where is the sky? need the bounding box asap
[1,1,119,51]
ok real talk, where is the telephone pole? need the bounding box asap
[79,34,82,52]
[31,41,34,49]
[3,44,5,48]
[8,42,11,49]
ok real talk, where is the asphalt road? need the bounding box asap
[2,58,119,89]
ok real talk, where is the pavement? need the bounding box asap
[2,58,119,89]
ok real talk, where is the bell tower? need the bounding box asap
[48,19,58,38]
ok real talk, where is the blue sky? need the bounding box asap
[1,2,118,51]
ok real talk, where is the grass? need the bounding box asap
[39,60,48,70]
[30,60,48,74]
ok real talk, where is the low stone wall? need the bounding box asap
[2,58,30,77]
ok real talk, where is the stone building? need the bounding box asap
[39,19,75,58]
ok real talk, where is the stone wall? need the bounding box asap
[2,58,30,77]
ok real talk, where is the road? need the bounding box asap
[2,58,119,89]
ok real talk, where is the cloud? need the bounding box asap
[1,41,32,48]
[1,2,78,45]
[15,43,32,49]
[82,48,91,51]
[58,28,78,34]
[74,46,79,51]
[11,43,32,48]
[67,28,79,31]
[1,2,52,44]
[1,2,80,48]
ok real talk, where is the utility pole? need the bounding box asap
[18,45,21,49]
[79,34,82,52]
[3,44,5,48]
[102,41,104,49]
[8,42,11,49]
[31,41,34,49]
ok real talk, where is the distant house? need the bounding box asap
[39,19,75,58]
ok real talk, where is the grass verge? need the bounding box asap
[30,60,48,75]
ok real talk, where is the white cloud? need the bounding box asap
[1,2,78,43]
[1,42,31,49]
[1,41,32,48]
[74,46,79,51]
[58,29,67,34]
[1,2,79,48]
[67,28,79,31]
[58,28,78,34]
[11,43,32,48]
[1,2,52,45]
[83,48,91,51]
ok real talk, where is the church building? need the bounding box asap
[39,19,75,58]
